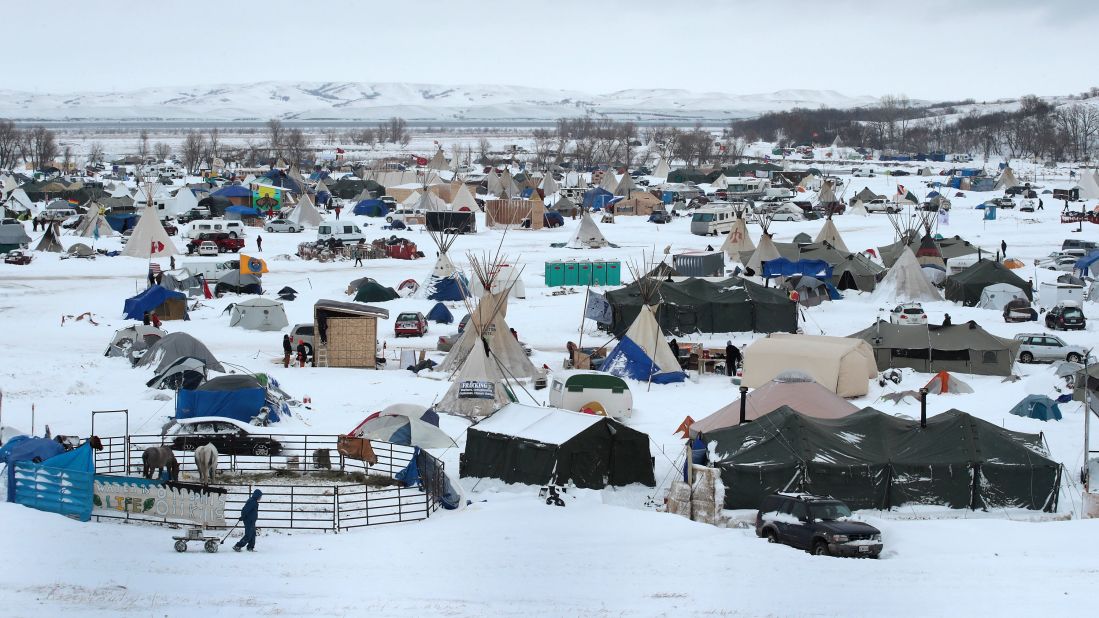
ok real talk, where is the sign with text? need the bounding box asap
[92,476,226,526]
[458,381,496,400]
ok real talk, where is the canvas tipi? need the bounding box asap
[721,205,755,259]
[122,204,179,258]
[426,149,448,171]
[435,337,516,417]
[994,167,1019,190]
[711,174,729,190]
[567,210,613,249]
[34,222,64,252]
[541,173,559,196]
[287,191,324,228]
[599,170,619,192]
[652,157,671,179]
[419,227,469,301]
[602,272,686,384]
[872,247,943,303]
[1076,170,1099,200]
[451,184,479,211]
[74,209,115,239]
[814,217,850,253]
[614,173,635,197]
[745,214,781,274]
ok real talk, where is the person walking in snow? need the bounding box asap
[233,489,262,552]
[668,338,680,367]
[725,341,741,376]
[282,334,292,368]
[1000,240,1007,256]
[256,235,263,252]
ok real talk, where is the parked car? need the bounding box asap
[648,211,672,224]
[177,208,211,224]
[196,240,219,256]
[436,314,472,351]
[187,232,244,254]
[755,493,883,558]
[889,303,928,325]
[864,198,900,214]
[167,417,283,457]
[1003,299,1038,323]
[265,219,300,233]
[3,250,32,265]
[852,168,875,177]
[991,197,1016,209]
[162,222,179,236]
[1063,239,1099,253]
[394,311,429,337]
[1045,302,1086,331]
[889,169,910,176]
[1014,333,1089,363]
[386,208,423,224]
[1036,254,1079,271]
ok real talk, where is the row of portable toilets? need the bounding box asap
[545,260,622,287]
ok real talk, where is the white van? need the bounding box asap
[184,219,246,239]
[690,204,738,236]
[317,221,366,243]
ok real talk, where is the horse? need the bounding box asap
[194,443,219,485]
[142,446,179,481]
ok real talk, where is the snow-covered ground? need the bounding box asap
[3,158,1099,615]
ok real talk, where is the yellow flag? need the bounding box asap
[240,254,268,275]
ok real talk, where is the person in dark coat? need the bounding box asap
[256,235,263,252]
[1000,240,1007,256]
[1038,198,1044,210]
[942,313,952,326]
[233,489,263,552]
[282,334,292,368]
[725,340,741,376]
[142,311,151,326]
[296,339,308,367]
[668,338,680,366]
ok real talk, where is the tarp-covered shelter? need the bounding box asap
[707,406,1061,511]
[176,375,273,423]
[742,334,877,397]
[460,403,655,489]
[214,271,263,296]
[3,440,95,521]
[604,277,797,336]
[146,356,208,391]
[426,302,454,324]
[104,324,166,358]
[691,372,858,436]
[353,279,400,303]
[849,320,1019,376]
[602,305,687,384]
[123,285,189,321]
[944,259,1033,306]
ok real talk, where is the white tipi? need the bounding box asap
[652,157,671,179]
[287,191,324,228]
[567,210,613,249]
[122,204,179,258]
[451,184,479,212]
[1076,170,1099,200]
[720,211,755,258]
[814,218,850,253]
[872,247,943,303]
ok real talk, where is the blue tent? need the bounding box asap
[226,205,263,218]
[211,185,253,199]
[256,170,304,193]
[603,336,686,384]
[425,274,470,301]
[123,285,188,320]
[315,191,331,206]
[426,302,454,324]
[353,199,387,217]
[1073,251,1099,276]
[175,374,276,423]
[1009,395,1062,421]
[105,213,140,232]
[762,258,833,280]
[582,187,620,211]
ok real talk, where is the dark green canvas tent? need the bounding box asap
[605,276,796,336]
[944,259,1033,306]
[353,279,399,303]
[848,319,1019,376]
[705,406,1060,512]
[879,234,981,268]
[459,403,655,489]
[770,241,884,292]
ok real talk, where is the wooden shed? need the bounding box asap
[313,300,389,368]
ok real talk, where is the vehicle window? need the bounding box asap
[692,213,714,222]
[1064,308,1083,318]
[778,500,795,515]
[808,502,852,521]
[1042,337,1058,346]
[903,308,923,315]
[790,502,809,521]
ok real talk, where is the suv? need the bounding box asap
[756,493,883,558]
[1014,333,1089,363]
[889,303,928,325]
[864,198,899,214]
[394,311,429,337]
[187,232,244,254]
[1045,302,1086,331]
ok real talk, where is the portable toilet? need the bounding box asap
[564,261,579,286]
[592,260,607,286]
[577,261,593,285]
[545,261,565,287]
[548,370,634,419]
[606,261,622,285]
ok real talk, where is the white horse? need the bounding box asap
[194,443,219,485]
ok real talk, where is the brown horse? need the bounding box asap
[142,446,179,481]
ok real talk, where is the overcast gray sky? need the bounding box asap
[6,0,1097,101]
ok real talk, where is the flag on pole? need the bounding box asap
[92,225,100,241]
[583,289,613,325]
[240,254,269,275]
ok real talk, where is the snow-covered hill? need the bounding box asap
[0,81,881,122]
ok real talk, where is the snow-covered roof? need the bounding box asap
[472,403,601,445]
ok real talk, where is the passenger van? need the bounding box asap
[183,219,246,239]
[317,221,366,243]
[691,204,738,236]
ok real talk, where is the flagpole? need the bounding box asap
[577,286,589,358]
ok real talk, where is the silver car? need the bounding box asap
[265,219,300,233]
[1013,333,1089,363]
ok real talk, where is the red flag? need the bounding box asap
[336,147,345,154]
[150,240,164,254]
[202,278,213,299]
[674,416,695,438]
[896,184,906,195]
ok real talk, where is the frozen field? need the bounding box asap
[2,158,1099,616]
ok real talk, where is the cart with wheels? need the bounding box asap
[172,527,220,553]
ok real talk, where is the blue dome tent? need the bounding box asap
[1009,395,1062,421]
[353,199,387,217]
[426,302,454,324]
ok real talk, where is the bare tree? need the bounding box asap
[266,118,285,159]
[379,117,409,144]
[283,128,311,167]
[181,131,207,173]
[153,142,172,162]
[0,119,21,170]
[62,145,73,171]
[86,141,105,167]
[1057,103,1099,161]
[138,129,150,161]
[477,137,492,164]
[207,127,220,160]
[26,126,59,170]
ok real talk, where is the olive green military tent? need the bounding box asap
[944,259,1033,306]
[706,406,1060,511]
[848,319,1019,376]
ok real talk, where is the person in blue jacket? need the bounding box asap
[234,489,263,552]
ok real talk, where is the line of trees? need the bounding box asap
[729,91,1099,162]
[0,120,60,171]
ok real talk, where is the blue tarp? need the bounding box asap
[1073,251,1099,275]
[211,185,253,198]
[105,213,139,232]
[175,388,268,423]
[426,302,454,324]
[123,285,187,320]
[353,199,386,217]
[1010,395,1062,421]
[425,275,469,301]
[582,187,620,211]
[602,336,686,384]
[6,441,94,521]
[762,258,833,280]
[226,205,263,218]
[315,191,331,206]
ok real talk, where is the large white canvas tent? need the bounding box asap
[742,334,877,397]
[122,205,179,258]
[978,283,1027,310]
[872,247,943,302]
[566,210,613,249]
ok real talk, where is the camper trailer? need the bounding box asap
[183,219,246,239]
[691,204,739,236]
[548,370,633,419]
[726,178,771,200]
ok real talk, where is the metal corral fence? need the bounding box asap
[92,434,446,532]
